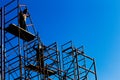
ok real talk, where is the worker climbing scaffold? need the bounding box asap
[33,42,46,68]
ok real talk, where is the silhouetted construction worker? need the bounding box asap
[19,9,29,30]
[33,43,46,68]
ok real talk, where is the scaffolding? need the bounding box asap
[61,41,97,80]
[0,0,97,80]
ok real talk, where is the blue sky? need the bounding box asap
[1,0,120,80]
[24,0,120,80]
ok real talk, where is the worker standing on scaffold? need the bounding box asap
[19,8,29,30]
[33,43,46,68]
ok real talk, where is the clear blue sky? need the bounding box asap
[1,0,120,80]
[24,0,120,80]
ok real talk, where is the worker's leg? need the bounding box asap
[40,54,44,68]
[19,20,23,28]
[36,52,40,67]
[23,20,26,30]
[19,19,26,30]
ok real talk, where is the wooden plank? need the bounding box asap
[25,64,56,76]
[6,24,35,41]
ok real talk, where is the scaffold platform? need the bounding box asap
[25,64,56,76]
[6,24,35,41]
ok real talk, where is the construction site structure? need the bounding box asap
[0,0,97,80]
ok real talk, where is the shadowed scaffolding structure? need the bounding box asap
[0,0,97,80]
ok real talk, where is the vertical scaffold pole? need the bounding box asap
[3,4,6,80]
[0,7,2,80]
[93,59,98,80]
[17,0,23,79]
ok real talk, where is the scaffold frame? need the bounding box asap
[0,0,97,80]
[61,41,97,80]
